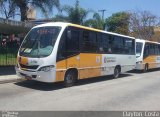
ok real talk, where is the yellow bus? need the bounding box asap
[15,22,136,86]
[136,39,160,72]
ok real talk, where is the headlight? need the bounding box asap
[136,61,142,64]
[38,65,54,72]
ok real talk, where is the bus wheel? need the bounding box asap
[64,70,76,87]
[113,67,120,78]
[144,64,148,72]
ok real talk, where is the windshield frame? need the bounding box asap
[19,26,61,58]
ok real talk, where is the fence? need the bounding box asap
[0,39,20,66]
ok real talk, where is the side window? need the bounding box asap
[82,31,97,53]
[108,35,114,54]
[97,33,109,53]
[97,33,103,53]
[158,45,160,55]
[149,44,155,55]
[144,43,149,58]
[155,45,159,55]
[67,28,79,52]
[124,38,135,55]
[82,31,90,52]
[112,36,124,54]
[102,34,110,53]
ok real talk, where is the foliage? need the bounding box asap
[0,0,18,19]
[151,30,160,42]
[61,0,90,25]
[105,12,130,35]
[129,10,158,40]
[0,0,60,21]
[84,12,105,30]
[52,14,69,22]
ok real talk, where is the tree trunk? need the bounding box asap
[15,0,28,21]
[19,3,28,21]
[20,6,28,21]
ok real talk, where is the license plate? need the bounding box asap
[25,76,32,80]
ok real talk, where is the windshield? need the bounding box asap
[136,42,143,58]
[19,26,61,58]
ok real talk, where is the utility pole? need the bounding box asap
[98,9,106,20]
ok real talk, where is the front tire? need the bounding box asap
[64,70,76,87]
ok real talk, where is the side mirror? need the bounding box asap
[67,30,71,39]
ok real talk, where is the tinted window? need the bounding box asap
[144,43,149,58]
[82,31,97,53]
[97,33,110,53]
[124,38,135,55]
[158,45,160,55]
[67,29,79,52]
[112,36,124,54]
[149,44,155,55]
[155,45,159,55]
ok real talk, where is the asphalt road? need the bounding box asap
[0,69,160,111]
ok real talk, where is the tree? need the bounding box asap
[61,0,90,25]
[0,0,18,19]
[105,12,130,35]
[151,27,160,42]
[0,0,60,21]
[84,12,105,30]
[52,14,69,22]
[130,10,159,40]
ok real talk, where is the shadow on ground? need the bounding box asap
[128,68,160,74]
[15,73,132,91]
[0,66,16,76]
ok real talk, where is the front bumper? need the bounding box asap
[135,63,144,70]
[15,66,56,83]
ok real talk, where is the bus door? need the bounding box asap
[66,27,80,70]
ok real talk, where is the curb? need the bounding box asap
[0,75,24,84]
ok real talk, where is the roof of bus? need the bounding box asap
[136,38,160,44]
[33,22,135,39]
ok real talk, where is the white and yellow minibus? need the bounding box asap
[136,39,160,72]
[15,22,136,86]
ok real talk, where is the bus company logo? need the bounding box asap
[30,60,38,64]
[106,57,116,63]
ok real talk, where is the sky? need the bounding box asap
[1,0,160,20]
[47,0,160,19]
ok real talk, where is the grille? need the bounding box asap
[20,73,37,79]
[20,64,39,70]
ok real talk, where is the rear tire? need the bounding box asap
[113,67,120,78]
[143,64,148,72]
[64,70,76,87]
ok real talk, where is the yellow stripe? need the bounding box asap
[69,24,102,32]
